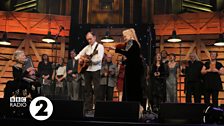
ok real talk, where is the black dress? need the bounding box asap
[151,62,168,110]
[183,60,204,103]
[37,61,53,95]
[203,61,223,106]
[204,61,223,90]
[37,61,53,80]
[12,65,32,97]
[115,40,143,104]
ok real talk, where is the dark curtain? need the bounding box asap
[69,0,90,56]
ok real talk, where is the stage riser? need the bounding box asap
[94,101,140,122]
[159,103,208,124]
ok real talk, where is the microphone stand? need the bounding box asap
[146,25,153,112]
[51,26,64,95]
[106,62,109,101]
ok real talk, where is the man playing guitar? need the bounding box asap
[75,32,104,116]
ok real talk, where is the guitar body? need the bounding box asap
[77,50,98,73]
[78,56,91,73]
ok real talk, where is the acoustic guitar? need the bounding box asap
[77,50,98,73]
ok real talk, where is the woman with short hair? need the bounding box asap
[12,50,36,98]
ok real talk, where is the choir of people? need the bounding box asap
[4,28,224,117]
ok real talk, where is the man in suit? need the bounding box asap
[66,49,80,100]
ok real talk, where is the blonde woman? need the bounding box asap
[110,28,144,109]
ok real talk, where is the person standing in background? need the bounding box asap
[201,52,224,107]
[166,53,179,103]
[54,57,67,96]
[100,53,117,101]
[161,50,169,64]
[151,52,168,112]
[116,57,126,102]
[66,49,80,100]
[38,54,53,96]
[181,52,203,103]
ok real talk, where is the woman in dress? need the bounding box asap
[151,52,168,112]
[116,57,126,101]
[38,54,53,96]
[110,28,144,115]
[166,53,179,103]
[54,57,67,96]
[201,52,224,107]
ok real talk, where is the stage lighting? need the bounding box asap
[167,30,181,43]
[101,31,114,43]
[42,31,55,43]
[214,34,224,46]
[0,32,11,45]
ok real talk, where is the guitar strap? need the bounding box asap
[92,43,99,54]
[88,43,98,66]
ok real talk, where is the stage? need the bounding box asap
[1,98,224,126]
[0,117,222,126]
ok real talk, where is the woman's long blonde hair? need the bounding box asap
[122,28,141,48]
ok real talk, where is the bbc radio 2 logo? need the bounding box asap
[10,97,27,107]
[9,96,53,121]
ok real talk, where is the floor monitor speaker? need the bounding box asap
[159,103,208,124]
[51,100,84,120]
[95,101,140,122]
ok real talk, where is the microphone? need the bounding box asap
[59,25,64,31]
[54,25,65,40]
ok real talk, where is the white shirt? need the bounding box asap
[56,66,67,78]
[75,42,104,72]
